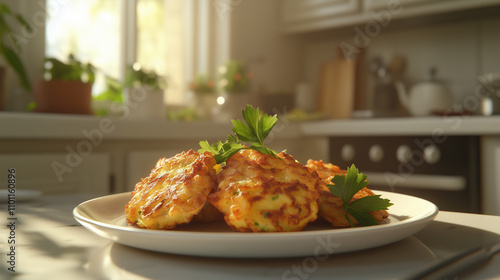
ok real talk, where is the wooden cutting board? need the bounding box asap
[317,46,357,119]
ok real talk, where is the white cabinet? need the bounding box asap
[282,0,500,33]
[0,153,110,195]
[366,0,454,10]
[282,0,362,32]
[366,0,500,17]
[481,136,500,215]
[283,0,360,22]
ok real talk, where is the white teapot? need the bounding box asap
[395,68,453,116]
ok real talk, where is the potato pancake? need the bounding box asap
[125,150,217,229]
[306,160,389,227]
[209,149,320,232]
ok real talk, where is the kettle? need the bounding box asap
[395,67,453,116]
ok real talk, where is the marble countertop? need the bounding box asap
[1,193,500,280]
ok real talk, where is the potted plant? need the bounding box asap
[92,75,123,116]
[0,3,32,110]
[189,74,216,119]
[123,63,166,119]
[215,60,252,120]
[34,54,95,114]
[218,60,251,94]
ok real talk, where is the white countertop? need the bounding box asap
[2,193,500,280]
[1,112,500,140]
[0,112,303,140]
[302,115,500,136]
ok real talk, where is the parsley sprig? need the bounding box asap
[199,105,279,164]
[327,164,393,227]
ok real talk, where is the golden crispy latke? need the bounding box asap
[209,149,320,232]
[125,150,217,229]
[306,160,389,227]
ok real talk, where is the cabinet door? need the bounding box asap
[282,0,361,32]
[365,0,499,15]
[481,136,500,215]
[365,0,450,10]
[0,153,110,195]
[283,0,360,21]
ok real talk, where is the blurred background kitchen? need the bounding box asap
[1,1,500,216]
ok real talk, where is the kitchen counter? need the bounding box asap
[0,112,233,140]
[1,193,500,280]
[1,112,500,139]
[302,115,500,136]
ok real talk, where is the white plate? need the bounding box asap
[0,189,42,202]
[73,191,438,258]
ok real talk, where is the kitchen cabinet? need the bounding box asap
[282,0,500,33]
[366,0,500,17]
[282,0,362,32]
[481,136,500,215]
[0,153,109,195]
[282,0,361,23]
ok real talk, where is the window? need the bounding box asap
[136,0,185,104]
[45,0,189,105]
[45,0,122,97]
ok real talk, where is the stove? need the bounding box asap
[329,135,480,213]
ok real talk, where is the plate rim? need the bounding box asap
[73,190,438,239]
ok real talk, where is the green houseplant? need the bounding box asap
[189,74,216,119]
[34,54,96,114]
[190,74,215,94]
[217,60,251,94]
[215,60,252,121]
[92,75,123,116]
[0,3,32,110]
[123,63,167,119]
[125,63,166,90]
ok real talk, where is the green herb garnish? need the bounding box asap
[199,105,279,164]
[327,164,393,227]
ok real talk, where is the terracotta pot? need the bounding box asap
[35,80,93,114]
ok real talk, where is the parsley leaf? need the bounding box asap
[327,164,393,227]
[199,105,279,164]
[199,140,223,155]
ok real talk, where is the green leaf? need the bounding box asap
[0,4,12,14]
[1,45,31,90]
[15,15,32,33]
[242,105,260,138]
[231,119,258,143]
[327,164,392,227]
[226,134,239,144]
[198,140,219,155]
[199,104,279,164]
[328,164,369,206]
[250,143,277,158]
[258,112,278,140]
[348,195,393,212]
[346,207,380,226]
[213,145,245,164]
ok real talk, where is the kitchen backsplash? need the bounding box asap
[303,16,500,113]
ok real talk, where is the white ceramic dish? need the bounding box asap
[73,191,438,258]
